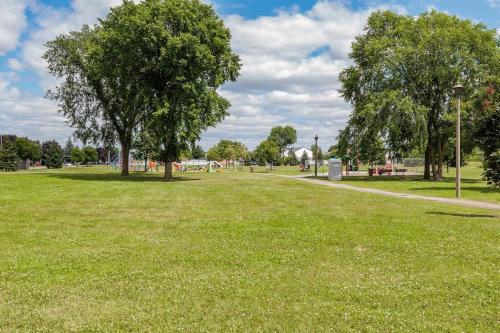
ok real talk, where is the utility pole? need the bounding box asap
[453,83,464,198]
[314,134,318,178]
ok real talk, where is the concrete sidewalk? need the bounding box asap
[277,175,500,211]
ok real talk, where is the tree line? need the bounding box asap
[336,10,499,186]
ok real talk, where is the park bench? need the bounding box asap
[395,168,408,175]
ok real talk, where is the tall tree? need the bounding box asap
[0,141,19,171]
[44,3,154,176]
[15,138,41,164]
[63,138,74,160]
[207,140,248,167]
[42,141,64,169]
[268,126,297,155]
[125,0,240,179]
[191,144,206,159]
[254,139,280,165]
[339,10,498,180]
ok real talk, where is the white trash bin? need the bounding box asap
[328,158,342,180]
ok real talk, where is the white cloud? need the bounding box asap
[0,0,28,55]
[202,1,387,149]
[0,74,71,141]
[7,58,23,71]
[1,0,401,149]
[488,0,500,8]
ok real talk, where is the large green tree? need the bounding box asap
[42,141,64,169]
[44,3,154,176]
[0,141,19,172]
[339,10,498,180]
[254,139,280,166]
[268,126,297,156]
[207,140,248,167]
[15,137,41,164]
[129,0,241,179]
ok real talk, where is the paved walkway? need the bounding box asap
[275,175,500,211]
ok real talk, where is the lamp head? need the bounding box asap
[453,83,464,96]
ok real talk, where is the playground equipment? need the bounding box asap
[178,160,223,172]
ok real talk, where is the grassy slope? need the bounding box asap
[0,168,498,331]
[337,162,500,203]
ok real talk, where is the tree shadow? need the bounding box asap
[410,186,499,194]
[47,173,201,183]
[427,212,499,219]
[341,175,424,182]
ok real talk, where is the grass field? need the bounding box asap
[0,167,499,331]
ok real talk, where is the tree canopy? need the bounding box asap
[268,126,297,155]
[254,139,280,165]
[338,10,498,180]
[474,79,500,187]
[207,140,248,166]
[45,0,239,178]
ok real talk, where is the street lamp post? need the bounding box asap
[453,83,464,198]
[314,134,318,178]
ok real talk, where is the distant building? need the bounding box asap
[284,147,313,160]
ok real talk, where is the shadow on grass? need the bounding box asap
[427,212,499,219]
[410,186,499,194]
[47,173,201,183]
[340,175,483,184]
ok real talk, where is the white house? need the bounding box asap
[284,147,313,160]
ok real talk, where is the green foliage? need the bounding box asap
[71,147,84,164]
[254,140,280,164]
[132,130,161,162]
[474,82,500,187]
[300,150,309,164]
[207,140,248,164]
[82,147,98,165]
[14,137,41,161]
[42,141,64,169]
[268,126,297,154]
[310,145,324,161]
[0,141,19,171]
[191,144,205,159]
[339,10,498,179]
[64,138,74,159]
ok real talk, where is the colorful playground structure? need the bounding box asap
[110,154,223,173]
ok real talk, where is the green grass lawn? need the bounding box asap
[335,162,500,204]
[0,167,499,331]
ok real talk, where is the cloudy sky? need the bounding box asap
[0,0,498,150]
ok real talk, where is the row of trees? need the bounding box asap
[0,135,65,171]
[205,125,328,166]
[45,0,241,179]
[337,10,499,186]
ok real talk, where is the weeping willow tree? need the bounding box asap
[339,10,498,180]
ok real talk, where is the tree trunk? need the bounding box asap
[164,161,173,180]
[430,146,437,181]
[437,141,445,180]
[424,145,431,180]
[121,144,130,176]
[144,156,148,172]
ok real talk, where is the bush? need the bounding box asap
[0,141,19,171]
[42,140,64,169]
[82,146,98,165]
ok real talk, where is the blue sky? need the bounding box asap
[0,0,498,149]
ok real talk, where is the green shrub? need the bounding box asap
[0,141,19,171]
[42,140,64,169]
